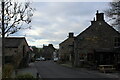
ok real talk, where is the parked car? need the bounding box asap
[42,57,46,61]
[98,65,115,73]
[54,57,58,62]
[36,57,46,61]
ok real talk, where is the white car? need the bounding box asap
[54,58,58,62]
[36,57,45,61]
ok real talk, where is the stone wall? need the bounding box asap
[59,37,74,61]
[74,13,120,66]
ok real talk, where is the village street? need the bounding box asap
[34,60,120,79]
[1,1,120,80]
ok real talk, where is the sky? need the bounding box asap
[11,2,112,49]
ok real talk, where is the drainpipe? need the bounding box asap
[74,38,79,67]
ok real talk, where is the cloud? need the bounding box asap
[11,2,110,48]
[16,0,112,2]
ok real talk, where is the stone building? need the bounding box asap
[59,33,75,62]
[43,44,56,60]
[4,37,29,68]
[53,49,59,59]
[74,11,120,69]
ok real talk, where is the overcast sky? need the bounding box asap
[11,2,112,49]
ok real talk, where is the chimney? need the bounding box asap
[48,44,53,47]
[96,10,104,21]
[91,17,96,25]
[68,32,74,38]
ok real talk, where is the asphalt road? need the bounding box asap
[34,60,119,79]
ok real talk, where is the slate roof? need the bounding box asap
[59,37,75,45]
[5,37,26,48]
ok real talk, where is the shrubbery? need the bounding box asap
[3,64,14,78]
[15,73,35,80]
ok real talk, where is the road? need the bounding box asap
[34,60,119,79]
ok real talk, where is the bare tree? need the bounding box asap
[0,0,34,37]
[105,1,120,32]
[0,0,34,78]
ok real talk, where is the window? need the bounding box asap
[114,37,120,48]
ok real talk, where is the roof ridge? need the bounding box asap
[5,37,27,48]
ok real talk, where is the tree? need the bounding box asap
[32,46,39,58]
[0,0,34,78]
[39,48,43,57]
[105,1,120,32]
[0,0,34,37]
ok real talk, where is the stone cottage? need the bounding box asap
[43,44,56,60]
[59,33,75,63]
[4,37,29,68]
[74,11,120,69]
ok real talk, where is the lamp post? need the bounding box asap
[1,0,5,79]
[1,0,5,66]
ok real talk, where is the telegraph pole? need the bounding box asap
[1,0,5,79]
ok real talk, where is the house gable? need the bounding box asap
[5,37,29,56]
[59,33,75,61]
[74,11,120,57]
[5,37,26,48]
[4,37,29,68]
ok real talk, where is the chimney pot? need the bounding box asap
[96,11,104,21]
[69,32,74,38]
[91,21,96,25]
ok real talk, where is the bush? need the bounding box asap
[16,73,34,78]
[3,64,14,78]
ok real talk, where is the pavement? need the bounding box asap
[0,57,2,80]
[60,63,120,79]
[0,66,2,80]
[75,68,120,78]
[12,62,39,78]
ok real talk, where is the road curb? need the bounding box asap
[33,62,43,80]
